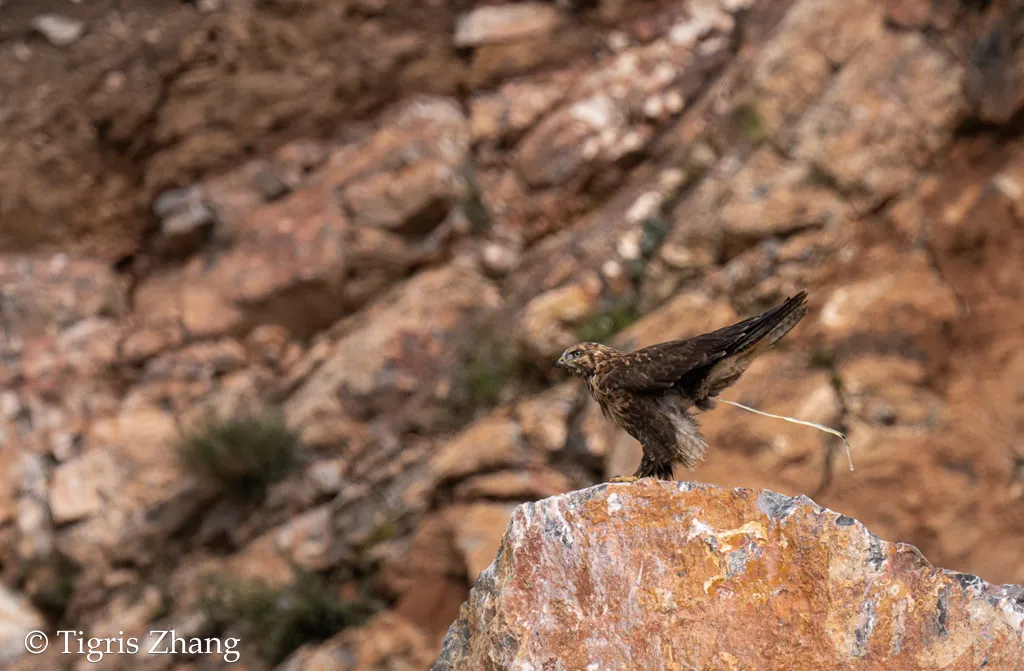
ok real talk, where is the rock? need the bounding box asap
[793,32,964,209]
[152,185,217,257]
[453,469,573,501]
[0,585,45,664]
[134,97,470,343]
[479,241,521,276]
[445,503,519,582]
[429,410,530,483]
[718,146,849,239]
[513,27,726,191]
[454,4,563,48]
[517,95,651,189]
[285,263,500,435]
[435,481,1024,670]
[515,382,578,453]
[469,78,569,145]
[959,3,1024,123]
[333,97,470,238]
[343,159,465,235]
[0,255,126,342]
[278,612,435,671]
[751,0,884,147]
[518,272,603,359]
[815,258,958,346]
[49,449,121,525]
[30,14,85,47]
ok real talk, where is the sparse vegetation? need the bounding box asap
[176,411,300,496]
[734,104,769,144]
[577,299,641,344]
[26,553,79,620]
[200,569,382,664]
[804,162,842,191]
[460,164,491,232]
[461,321,529,408]
[640,216,673,259]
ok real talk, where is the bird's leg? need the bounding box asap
[608,475,640,483]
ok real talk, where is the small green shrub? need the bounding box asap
[577,300,641,344]
[734,104,769,144]
[461,324,527,408]
[27,553,79,620]
[640,216,672,259]
[199,570,381,665]
[176,412,300,495]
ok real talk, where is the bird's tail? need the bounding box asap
[721,290,808,358]
[692,291,809,411]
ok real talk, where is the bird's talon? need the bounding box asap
[609,475,640,484]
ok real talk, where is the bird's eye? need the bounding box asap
[570,350,581,359]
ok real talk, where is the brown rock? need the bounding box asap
[278,612,435,671]
[133,96,472,344]
[445,503,519,583]
[284,263,500,433]
[49,449,121,525]
[793,32,964,209]
[717,147,849,239]
[815,259,958,346]
[453,469,574,501]
[752,0,884,146]
[454,4,563,48]
[959,3,1024,123]
[0,584,46,664]
[517,95,651,189]
[342,159,465,235]
[515,382,579,453]
[0,256,127,385]
[518,273,603,360]
[469,78,569,145]
[435,481,1024,670]
[429,410,529,483]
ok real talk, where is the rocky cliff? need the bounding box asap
[2,0,1024,669]
[434,481,1024,670]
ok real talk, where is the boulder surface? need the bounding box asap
[434,480,1024,670]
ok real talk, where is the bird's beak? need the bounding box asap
[555,357,564,368]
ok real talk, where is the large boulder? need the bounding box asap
[434,480,1024,670]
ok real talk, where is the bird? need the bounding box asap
[555,291,808,482]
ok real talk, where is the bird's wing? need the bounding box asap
[599,291,808,393]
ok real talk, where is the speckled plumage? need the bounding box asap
[556,291,809,481]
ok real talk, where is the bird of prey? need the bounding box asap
[555,291,808,482]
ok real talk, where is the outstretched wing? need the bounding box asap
[598,291,808,395]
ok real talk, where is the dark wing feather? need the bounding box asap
[598,291,808,393]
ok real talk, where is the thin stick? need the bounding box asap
[721,399,854,471]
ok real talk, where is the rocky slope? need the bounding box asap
[1,0,1024,668]
[434,481,1024,670]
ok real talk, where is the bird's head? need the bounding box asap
[555,342,617,377]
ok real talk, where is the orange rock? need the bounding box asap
[435,481,1024,670]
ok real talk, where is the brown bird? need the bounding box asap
[555,291,808,482]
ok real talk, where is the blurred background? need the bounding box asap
[1,0,1023,668]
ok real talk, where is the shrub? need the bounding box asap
[199,569,381,664]
[576,300,641,344]
[176,411,300,496]
[734,104,769,144]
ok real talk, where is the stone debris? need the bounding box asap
[30,14,85,47]
[454,4,562,48]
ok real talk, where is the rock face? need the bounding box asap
[435,481,1024,670]
[3,0,1024,669]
